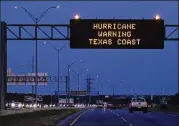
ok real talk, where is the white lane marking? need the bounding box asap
[115,114,120,116]
[121,117,128,123]
[110,111,133,126]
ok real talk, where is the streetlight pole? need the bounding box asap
[15,5,59,105]
[102,82,103,102]
[66,60,82,105]
[44,42,67,106]
[77,69,88,104]
[57,50,60,105]
[35,18,38,105]
[77,73,80,103]
[58,59,82,105]
[96,76,104,102]
[68,65,70,105]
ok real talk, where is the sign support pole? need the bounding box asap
[0,22,7,110]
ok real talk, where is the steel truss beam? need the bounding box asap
[164,25,179,41]
[57,90,99,95]
[7,76,67,83]
[6,24,179,41]
[7,24,70,40]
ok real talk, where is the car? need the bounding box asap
[114,104,122,109]
[107,103,116,109]
[129,98,148,113]
[97,104,103,108]
[6,101,22,109]
[160,100,168,109]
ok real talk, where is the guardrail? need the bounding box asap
[0,106,95,116]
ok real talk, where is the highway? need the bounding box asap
[59,108,179,126]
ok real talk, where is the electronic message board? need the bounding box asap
[70,19,165,49]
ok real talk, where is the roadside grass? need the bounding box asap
[148,105,179,114]
[0,109,80,126]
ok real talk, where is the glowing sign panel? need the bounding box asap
[70,19,165,49]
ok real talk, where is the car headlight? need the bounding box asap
[18,103,22,107]
[33,104,37,108]
[11,103,15,107]
[6,103,8,107]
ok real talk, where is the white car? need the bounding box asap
[6,101,22,109]
[129,98,148,113]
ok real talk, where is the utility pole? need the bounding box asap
[86,74,94,105]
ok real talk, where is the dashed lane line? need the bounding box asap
[120,117,128,123]
[110,110,133,126]
[129,124,133,126]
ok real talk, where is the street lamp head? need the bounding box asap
[44,41,47,44]
[154,14,161,20]
[97,76,99,78]
[14,6,19,9]
[56,5,60,8]
[74,14,80,19]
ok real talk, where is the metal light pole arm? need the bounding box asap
[70,61,77,67]
[59,44,67,52]
[37,7,56,23]
[19,7,36,22]
[51,44,59,53]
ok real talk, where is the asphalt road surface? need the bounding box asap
[68,108,178,126]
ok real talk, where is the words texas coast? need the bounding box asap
[89,23,141,46]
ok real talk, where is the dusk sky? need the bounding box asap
[1,1,178,95]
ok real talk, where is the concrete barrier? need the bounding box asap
[0,106,94,116]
